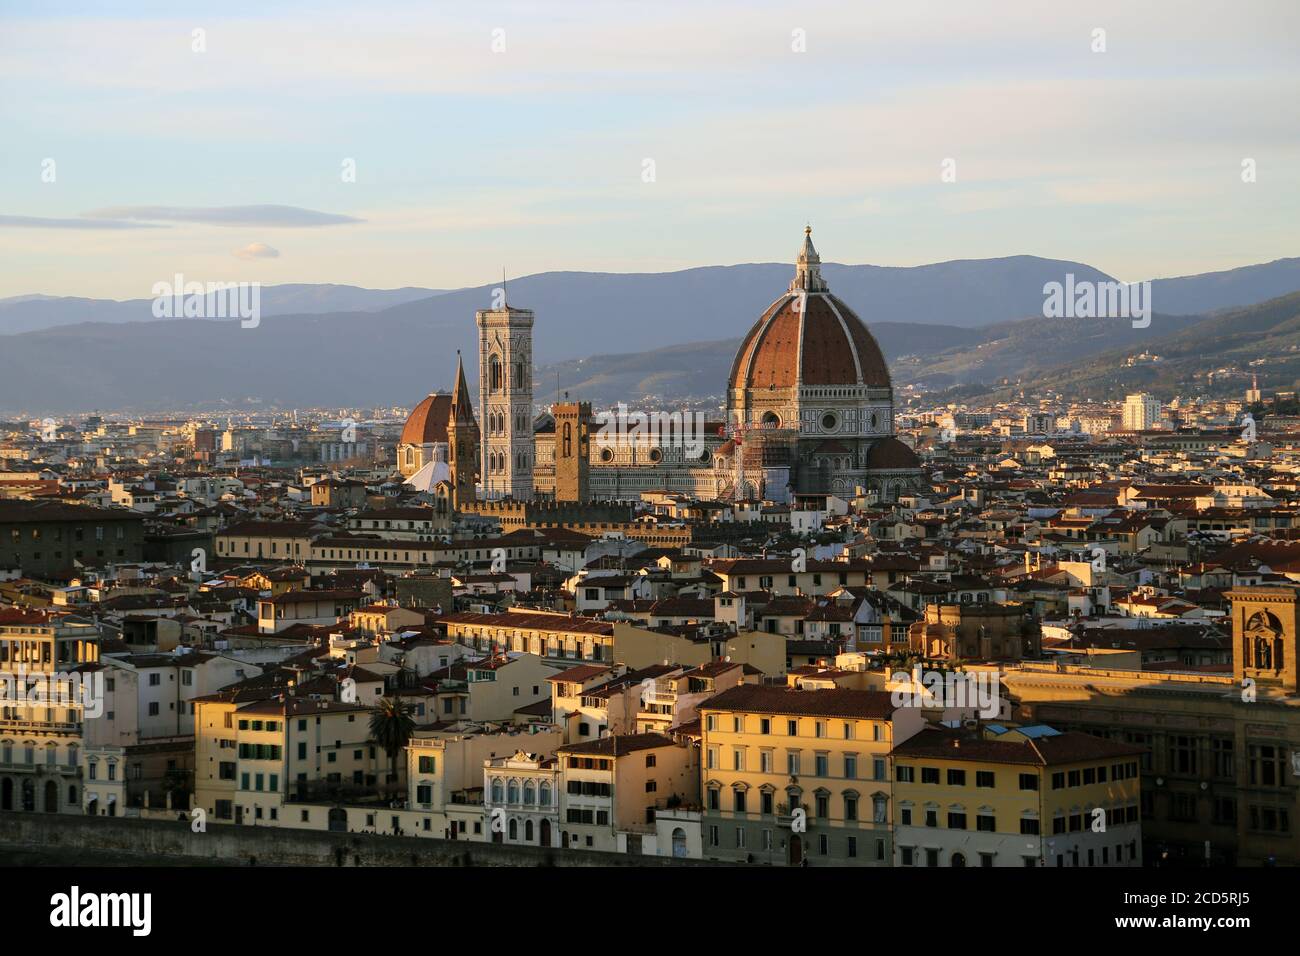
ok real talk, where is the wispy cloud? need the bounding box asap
[84,204,363,227]
[0,214,164,230]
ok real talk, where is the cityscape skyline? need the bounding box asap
[4,1,1299,927]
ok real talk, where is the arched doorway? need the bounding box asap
[328,807,347,832]
[525,819,534,843]
[86,797,98,817]
[43,780,57,813]
[952,852,966,867]
[561,831,569,849]
[671,827,688,858]
[540,819,551,847]
[21,779,34,812]
[0,778,11,811]
[787,834,803,866]
[507,818,517,841]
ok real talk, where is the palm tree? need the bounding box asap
[370,695,416,788]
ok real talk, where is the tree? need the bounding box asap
[370,695,416,787]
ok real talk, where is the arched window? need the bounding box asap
[489,356,502,392]
[507,780,520,804]
[539,782,551,806]
[523,782,536,805]
[562,422,572,457]
[45,744,56,766]
[491,778,504,803]
[1,740,11,764]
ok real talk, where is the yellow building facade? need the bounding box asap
[698,685,925,865]
[891,724,1143,867]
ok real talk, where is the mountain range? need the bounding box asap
[0,284,443,336]
[1,255,1298,414]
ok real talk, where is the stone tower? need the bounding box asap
[1228,588,1299,695]
[553,401,591,503]
[476,300,535,500]
[446,352,480,509]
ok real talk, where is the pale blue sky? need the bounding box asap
[1,0,1297,298]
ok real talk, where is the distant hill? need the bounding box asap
[5,253,1299,344]
[0,284,443,335]
[1149,258,1300,316]
[1,255,1298,413]
[969,290,1300,403]
[889,310,1207,392]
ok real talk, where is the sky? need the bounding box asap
[0,0,1297,299]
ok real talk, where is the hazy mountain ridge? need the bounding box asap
[964,290,1300,403]
[0,284,444,335]
[1,256,1297,414]
[4,253,1297,343]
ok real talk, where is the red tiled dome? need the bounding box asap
[729,292,891,391]
[729,228,891,392]
[400,394,452,446]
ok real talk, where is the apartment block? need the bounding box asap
[698,685,925,865]
[891,724,1144,867]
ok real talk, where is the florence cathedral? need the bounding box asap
[396,229,926,506]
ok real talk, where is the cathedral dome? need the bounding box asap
[728,228,891,391]
[400,394,453,446]
[400,354,477,448]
